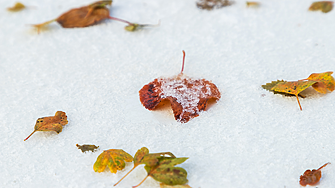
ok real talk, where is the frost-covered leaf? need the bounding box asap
[7,2,26,12]
[24,111,68,141]
[309,1,333,13]
[300,163,330,186]
[196,0,234,10]
[307,71,335,94]
[76,144,99,153]
[93,149,133,173]
[139,51,221,123]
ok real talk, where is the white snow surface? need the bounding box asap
[1,0,335,188]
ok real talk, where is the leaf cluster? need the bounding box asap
[93,147,189,188]
[262,71,335,110]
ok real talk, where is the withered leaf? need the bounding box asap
[300,162,330,186]
[196,0,234,10]
[24,111,68,141]
[93,149,133,173]
[7,2,26,12]
[309,1,334,13]
[139,51,221,123]
[307,71,335,94]
[76,144,99,153]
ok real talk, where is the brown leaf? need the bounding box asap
[76,144,99,153]
[139,51,221,123]
[300,162,330,186]
[24,111,68,141]
[196,0,234,10]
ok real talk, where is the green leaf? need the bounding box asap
[151,166,188,185]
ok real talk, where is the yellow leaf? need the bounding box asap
[7,2,25,12]
[309,1,334,13]
[307,71,335,94]
[93,149,133,173]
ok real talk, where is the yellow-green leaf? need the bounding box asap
[307,71,335,94]
[160,183,192,188]
[309,1,334,13]
[7,2,25,12]
[93,149,133,173]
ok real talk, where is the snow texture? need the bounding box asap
[1,0,335,188]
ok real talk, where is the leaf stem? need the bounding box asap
[318,162,330,171]
[132,175,149,188]
[108,16,133,25]
[114,165,137,186]
[181,50,186,74]
[24,130,36,141]
[296,95,302,111]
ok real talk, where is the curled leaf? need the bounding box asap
[7,2,26,12]
[76,144,99,153]
[307,71,335,94]
[309,1,334,13]
[139,51,221,123]
[24,111,68,141]
[93,149,133,173]
[300,162,330,186]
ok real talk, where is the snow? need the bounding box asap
[1,0,335,187]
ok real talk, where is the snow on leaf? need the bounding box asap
[7,2,26,12]
[24,111,68,141]
[139,51,221,123]
[76,144,99,153]
[93,149,133,173]
[309,1,334,13]
[307,71,335,94]
[300,162,330,186]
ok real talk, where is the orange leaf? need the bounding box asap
[300,162,330,186]
[307,71,335,94]
[24,111,68,141]
[139,51,221,123]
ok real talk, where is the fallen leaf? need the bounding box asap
[93,149,133,173]
[139,51,221,123]
[196,0,234,10]
[300,162,330,186]
[125,21,160,32]
[133,157,188,188]
[160,183,192,188]
[32,0,156,33]
[309,1,334,13]
[7,2,26,12]
[246,2,260,7]
[306,71,335,94]
[76,144,99,153]
[262,71,334,110]
[24,111,68,141]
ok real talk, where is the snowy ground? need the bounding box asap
[1,0,335,187]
